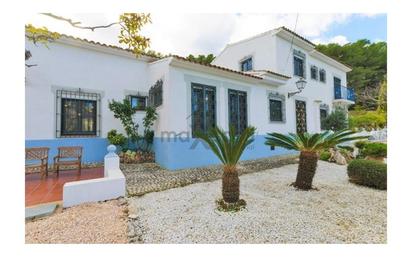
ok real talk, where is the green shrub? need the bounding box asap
[107,129,127,147]
[347,159,387,189]
[338,145,354,152]
[363,142,387,158]
[321,109,348,131]
[354,140,368,150]
[349,111,386,131]
[319,150,331,161]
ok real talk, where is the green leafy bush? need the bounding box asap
[107,129,127,147]
[142,106,158,152]
[349,111,386,131]
[321,109,348,131]
[354,140,368,150]
[319,150,331,161]
[363,142,387,158]
[108,98,139,144]
[347,159,387,189]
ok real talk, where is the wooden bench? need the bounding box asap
[25,147,50,178]
[53,146,83,175]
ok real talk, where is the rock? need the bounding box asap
[128,214,138,219]
[335,151,347,165]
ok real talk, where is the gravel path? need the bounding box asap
[26,199,128,244]
[122,155,298,196]
[128,161,386,243]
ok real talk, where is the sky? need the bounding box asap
[26,13,387,56]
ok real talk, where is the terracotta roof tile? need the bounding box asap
[171,55,264,80]
[280,26,316,47]
[252,70,291,79]
[56,32,161,59]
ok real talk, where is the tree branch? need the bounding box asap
[41,13,120,31]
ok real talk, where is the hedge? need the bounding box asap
[363,142,387,158]
[347,159,387,190]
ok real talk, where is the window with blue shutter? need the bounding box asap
[269,99,283,122]
[319,69,326,82]
[310,65,318,80]
[293,50,306,78]
[228,89,248,135]
[240,57,253,72]
[191,83,216,136]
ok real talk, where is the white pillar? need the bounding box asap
[104,145,119,177]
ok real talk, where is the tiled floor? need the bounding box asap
[25,167,104,207]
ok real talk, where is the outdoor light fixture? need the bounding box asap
[288,77,307,98]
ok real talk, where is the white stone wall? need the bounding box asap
[212,29,352,134]
[166,65,323,135]
[25,39,151,140]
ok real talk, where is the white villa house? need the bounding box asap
[25,26,355,170]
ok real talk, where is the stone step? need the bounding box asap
[25,203,58,220]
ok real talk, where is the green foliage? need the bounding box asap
[316,40,387,110]
[25,24,60,66]
[142,106,158,152]
[108,98,139,144]
[107,129,127,147]
[349,110,387,130]
[195,126,256,166]
[321,109,348,131]
[347,159,387,189]
[145,49,166,58]
[186,54,215,65]
[319,150,331,161]
[338,145,354,152]
[25,24,60,46]
[265,129,367,153]
[354,140,368,149]
[376,78,387,112]
[363,142,387,158]
[118,13,152,57]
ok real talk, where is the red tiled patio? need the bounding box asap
[25,167,104,207]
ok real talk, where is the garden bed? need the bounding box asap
[127,161,386,243]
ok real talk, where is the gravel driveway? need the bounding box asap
[26,199,128,244]
[128,161,386,243]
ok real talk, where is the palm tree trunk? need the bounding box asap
[222,165,239,203]
[294,151,318,190]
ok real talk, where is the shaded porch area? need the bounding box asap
[25,167,104,207]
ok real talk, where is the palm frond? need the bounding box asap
[265,129,368,153]
[194,129,225,163]
[195,126,256,166]
[265,132,298,150]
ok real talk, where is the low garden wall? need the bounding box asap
[62,145,125,208]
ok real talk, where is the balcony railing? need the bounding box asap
[334,84,355,102]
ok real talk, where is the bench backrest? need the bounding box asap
[57,146,83,158]
[25,147,49,160]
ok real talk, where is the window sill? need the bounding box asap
[293,75,305,79]
[58,135,99,138]
[269,120,286,124]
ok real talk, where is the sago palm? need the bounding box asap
[195,126,256,203]
[265,129,367,190]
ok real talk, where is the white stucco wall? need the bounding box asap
[213,32,277,72]
[164,65,325,136]
[212,30,351,134]
[26,29,351,143]
[25,39,151,140]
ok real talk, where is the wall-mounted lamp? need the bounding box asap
[288,78,307,98]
